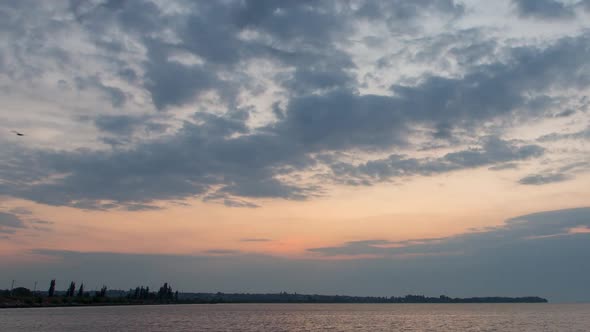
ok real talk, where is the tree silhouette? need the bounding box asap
[157,282,174,301]
[158,283,166,300]
[77,283,84,297]
[98,285,107,297]
[48,279,56,297]
[12,287,32,297]
[67,282,76,297]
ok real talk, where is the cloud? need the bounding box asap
[143,50,223,110]
[202,191,260,208]
[537,126,590,142]
[0,211,26,233]
[512,0,576,20]
[94,115,145,136]
[240,238,272,242]
[124,203,162,211]
[308,207,590,257]
[553,109,576,117]
[75,76,126,108]
[0,114,318,209]
[221,199,260,209]
[327,137,543,185]
[356,0,465,33]
[273,32,590,152]
[31,220,53,225]
[66,0,362,110]
[518,173,571,185]
[0,1,589,209]
[8,207,32,215]
[0,52,572,207]
[203,249,241,255]
[0,211,25,228]
[488,163,519,171]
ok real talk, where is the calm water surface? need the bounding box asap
[1,303,589,331]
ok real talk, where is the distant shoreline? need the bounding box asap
[0,301,551,310]
[0,292,548,309]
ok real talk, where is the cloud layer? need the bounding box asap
[0,0,589,209]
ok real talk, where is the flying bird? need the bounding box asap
[11,130,24,136]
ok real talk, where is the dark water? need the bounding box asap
[1,303,589,331]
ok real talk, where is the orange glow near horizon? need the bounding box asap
[2,170,589,261]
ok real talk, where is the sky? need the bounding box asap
[0,0,589,302]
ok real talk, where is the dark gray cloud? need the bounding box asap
[222,199,259,209]
[0,89,557,208]
[124,203,162,211]
[68,0,359,110]
[93,114,167,145]
[537,126,590,142]
[0,210,53,234]
[56,0,468,110]
[393,34,590,118]
[553,108,576,117]
[273,32,590,153]
[518,173,571,185]
[512,0,576,20]
[356,0,465,33]
[143,48,223,110]
[558,161,590,173]
[0,116,314,208]
[201,191,260,208]
[488,162,519,171]
[75,76,126,108]
[274,91,408,151]
[8,207,32,215]
[0,211,26,233]
[31,220,54,225]
[327,137,543,185]
[374,28,496,71]
[94,115,144,135]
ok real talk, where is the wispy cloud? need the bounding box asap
[518,173,570,185]
[203,249,242,255]
[240,238,272,243]
[0,212,26,230]
[308,207,590,257]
